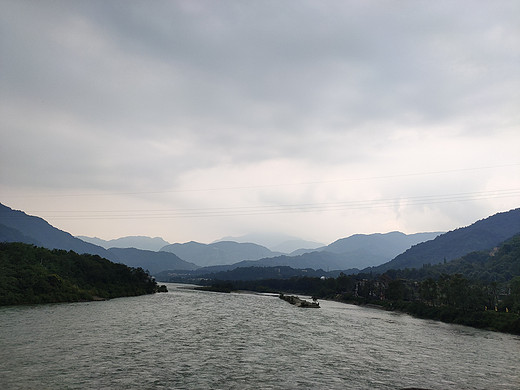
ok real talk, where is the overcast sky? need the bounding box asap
[1,0,519,245]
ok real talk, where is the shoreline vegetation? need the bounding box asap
[0,242,167,306]
[185,234,520,335]
[2,232,519,336]
[196,277,520,335]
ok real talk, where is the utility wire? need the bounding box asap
[2,163,519,198]
[15,188,520,220]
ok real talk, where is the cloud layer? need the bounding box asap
[1,1,519,243]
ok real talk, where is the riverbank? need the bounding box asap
[335,297,520,335]
[0,242,162,306]
[186,281,520,334]
[4,282,519,389]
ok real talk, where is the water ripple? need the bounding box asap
[0,284,519,389]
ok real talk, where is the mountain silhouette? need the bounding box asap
[0,203,114,259]
[160,240,283,267]
[0,203,195,273]
[78,235,171,251]
[369,208,520,273]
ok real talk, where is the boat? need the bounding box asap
[279,293,320,308]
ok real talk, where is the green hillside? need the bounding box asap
[383,234,520,283]
[373,208,520,272]
[0,242,162,305]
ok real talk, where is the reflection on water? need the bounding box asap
[0,284,518,389]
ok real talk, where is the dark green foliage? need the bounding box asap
[0,242,159,305]
[163,265,342,283]
[373,208,520,272]
[156,284,168,293]
[385,280,408,301]
[206,272,520,334]
[379,234,520,283]
[195,235,520,334]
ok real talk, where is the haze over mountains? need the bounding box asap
[79,236,171,252]
[185,231,443,273]
[213,233,325,253]
[107,248,198,274]
[307,231,442,265]
[0,203,196,273]
[0,203,113,260]
[1,202,519,279]
[160,241,284,267]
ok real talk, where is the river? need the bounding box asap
[0,283,518,389]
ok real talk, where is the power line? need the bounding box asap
[2,163,519,198]
[17,188,520,220]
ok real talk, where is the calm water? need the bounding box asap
[0,284,519,390]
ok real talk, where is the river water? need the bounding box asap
[0,283,518,389]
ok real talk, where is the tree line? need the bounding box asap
[0,242,164,305]
[199,234,520,334]
[201,272,520,334]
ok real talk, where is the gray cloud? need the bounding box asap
[1,0,519,242]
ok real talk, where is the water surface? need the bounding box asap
[1,284,518,389]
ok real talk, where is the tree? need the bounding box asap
[504,276,520,313]
[420,278,438,305]
[386,280,407,301]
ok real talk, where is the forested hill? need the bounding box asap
[371,208,520,273]
[0,242,162,305]
[382,233,520,282]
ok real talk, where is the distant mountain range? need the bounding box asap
[214,233,324,253]
[0,203,196,273]
[173,252,359,277]
[75,231,443,271]
[303,231,442,266]
[2,202,519,278]
[78,235,171,251]
[160,241,284,267]
[158,209,520,276]
[107,248,198,274]
[179,231,442,273]
[161,220,520,284]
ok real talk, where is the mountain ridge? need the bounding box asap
[0,203,115,260]
[369,208,520,273]
[78,235,171,251]
[3,202,518,277]
[0,203,196,273]
[160,241,283,267]
[161,231,442,271]
[108,247,198,274]
[213,232,324,252]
